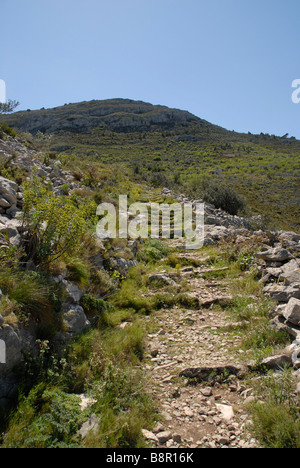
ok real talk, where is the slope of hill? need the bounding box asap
[1,99,300,230]
[0,135,299,449]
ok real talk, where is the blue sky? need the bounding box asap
[1,0,300,138]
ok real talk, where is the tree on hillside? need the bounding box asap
[0,99,19,114]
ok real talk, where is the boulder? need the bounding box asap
[0,216,22,247]
[263,284,288,302]
[62,281,84,304]
[179,365,246,383]
[263,284,300,303]
[283,298,300,326]
[63,304,90,335]
[280,259,300,285]
[78,414,99,440]
[256,248,293,263]
[0,177,18,207]
[261,354,293,370]
[0,325,36,399]
[271,315,300,340]
[148,273,175,286]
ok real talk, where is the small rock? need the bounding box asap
[170,388,181,399]
[78,414,99,440]
[172,433,182,443]
[215,404,235,422]
[200,387,213,397]
[153,424,165,434]
[157,431,173,444]
[78,393,97,411]
[244,396,256,405]
[184,407,194,417]
[217,436,230,446]
[142,429,158,443]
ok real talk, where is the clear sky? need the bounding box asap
[1,0,300,138]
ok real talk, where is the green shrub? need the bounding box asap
[66,257,89,286]
[243,322,289,351]
[0,268,58,325]
[251,402,300,448]
[250,369,300,448]
[0,123,17,139]
[104,324,145,362]
[203,180,247,215]
[3,384,84,448]
[22,181,97,265]
[85,364,156,448]
[81,294,110,315]
[137,239,171,263]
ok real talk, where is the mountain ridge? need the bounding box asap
[0,98,214,135]
[1,98,300,231]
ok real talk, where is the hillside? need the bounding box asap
[0,134,299,449]
[1,99,300,230]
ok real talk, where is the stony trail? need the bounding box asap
[143,254,257,449]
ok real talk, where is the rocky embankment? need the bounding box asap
[0,137,137,404]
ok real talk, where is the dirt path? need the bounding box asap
[144,257,258,449]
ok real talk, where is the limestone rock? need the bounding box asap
[256,248,293,263]
[142,429,158,443]
[261,354,293,370]
[292,347,300,370]
[283,298,300,326]
[63,304,90,335]
[215,404,235,422]
[62,281,84,304]
[156,431,173,444]
[78,414,99,440]
[0,176,18,207]
[280,259,300,285]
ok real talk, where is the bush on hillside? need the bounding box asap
[22,181,97,265]
[203,181,248,215]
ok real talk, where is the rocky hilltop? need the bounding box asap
[0,99,207,134]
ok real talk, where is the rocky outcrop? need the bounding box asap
[0,99,202,135]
